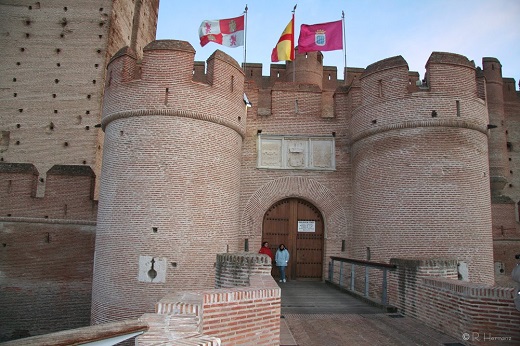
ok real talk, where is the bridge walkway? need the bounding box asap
[279,281,462,346]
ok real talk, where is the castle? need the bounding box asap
[1,1,519,341]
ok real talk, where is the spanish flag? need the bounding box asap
[271,15,295,62]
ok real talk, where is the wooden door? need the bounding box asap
[262,198,324,280]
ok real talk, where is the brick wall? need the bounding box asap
[0,2,158,340]
[1,0,112,192]
[201,277,280,345]
[389,258,520,345]
[492,201,519,278]
[0,220,95,342]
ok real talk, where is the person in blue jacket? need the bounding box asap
[275,244,290,282]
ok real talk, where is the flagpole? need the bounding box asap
[342,10,347,84]
[292,4,297,83]
[243,4,248,74]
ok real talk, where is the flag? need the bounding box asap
[297,20,343,53]
[271,15,295,62]
[199,15,245,48]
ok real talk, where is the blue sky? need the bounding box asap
[156,1,520,87]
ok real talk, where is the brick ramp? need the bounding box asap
[279,281,460,346]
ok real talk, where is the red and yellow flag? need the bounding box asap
[271,15,295,62]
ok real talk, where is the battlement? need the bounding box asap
[349,52,488,142]
[223,49,346,91]
[425,52,477,96]
[503,77,520,101]
[0,163,97,220]
[102,39,246,136]
[482,57,503,84]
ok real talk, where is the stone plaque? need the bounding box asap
[312,140,333,168]
[260,139,282,168]
[257,135,335,170]
[286,140,307,168]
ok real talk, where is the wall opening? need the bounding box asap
[262,198,324,280]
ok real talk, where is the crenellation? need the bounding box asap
[0,163,97,220]
[323,66,342,93]
[102,40,246,137]
[206,49,245,91]
[269,63,286,82]
[141,40,196,83]
[359,56,410,106]
[426,52,478,97]
[503,77,519,101]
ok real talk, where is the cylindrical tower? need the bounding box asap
[482,57,509,195]
[91,40,246,323]
[350,53,494,284]
[285,47,323,87]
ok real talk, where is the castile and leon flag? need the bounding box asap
[199,15,245,48]
[297,19,343,53]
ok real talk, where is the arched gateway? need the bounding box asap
[262,198,324,280]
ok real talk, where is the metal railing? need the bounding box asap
[328,256,396,308]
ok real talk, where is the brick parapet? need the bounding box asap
[389,258,520,345]
[215,252,272,288]
[103,40,246,137]
[422,277,516,299]
[155,270,280,346]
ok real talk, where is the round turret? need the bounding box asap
[349,53,494,284]
[284,47,323,87]
[482,57,509,191]
[91,40,246,324]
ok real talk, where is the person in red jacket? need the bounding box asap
[259,241,274,264]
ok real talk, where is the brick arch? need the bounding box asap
[240,176,348,241]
